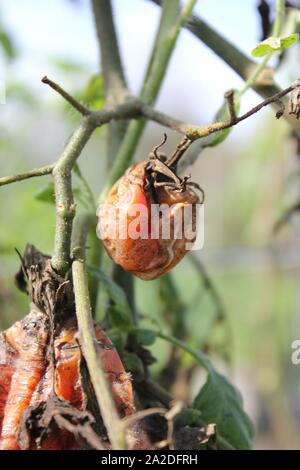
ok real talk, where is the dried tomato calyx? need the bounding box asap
[145,134,205,203]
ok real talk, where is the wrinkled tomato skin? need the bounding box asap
[100,163,162,274]
[99,161,199,280]
[0,309,49,450]
[94,325,134,416]
[54,325,85,409]
[0,337,16,436]
[0,311,151,450]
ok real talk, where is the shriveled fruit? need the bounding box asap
[0,308,50,450]
[0,309,150,450]
[98,135,203,280]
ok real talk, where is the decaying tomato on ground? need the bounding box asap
[0,245,151,450]
[0,308,50,450]
[98,135,204,280]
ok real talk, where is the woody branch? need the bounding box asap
[0,76,299,273]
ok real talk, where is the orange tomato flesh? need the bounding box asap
[0,311,151,450]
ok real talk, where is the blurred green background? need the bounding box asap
[1,0,300,450]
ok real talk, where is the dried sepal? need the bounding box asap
[288,85,300,119]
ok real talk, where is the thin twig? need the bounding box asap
[152,0,300,136]
[98,0,197,203]
[233,82,298,124]
[122,407,166,430]
[42,76,91,116]
[39,78,300,142]
[188,253,233,364]
[0,164,54,187]
[54,414,106,450]
[142,81,300,140]
[274,201,300,233]
[90,0,130,317]
[188,254,227,323]
[2,80,299,197]
[136,376,236,450]
[72,237,126,450]
[184,81,300,140]
[121,401,183,451]
[165,402,183,451]
[138,378,174,407]
[224,89,237,124]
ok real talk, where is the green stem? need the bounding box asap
[3,71,298,211]
[91,0,128,160]
[157,332,210,371]
[237,0,284,97]
[71,212,102,317]
[74,164,96,208]
[99,119,144,201]
[112,264,136,323]
[141,0,189,104]
[273,0,285,36]
[72,242,126,450]
[71,212,94,255]
[174,0,293,107]
[51,117,96,274]
[98,0,196,203]
[185,10,257,82]
[73,163,99,315]
[91,0,127,104]
[138,377,174,408]
[90,0,131,316]
[42,76,90,115]
[87,220,103,316]
[215,436,236,451]
[0,164,54,187]
[3,80,298,200]
[239,55,271,97]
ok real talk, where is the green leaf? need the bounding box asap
[88,266,134,329]
[251,33,299,57]
[0,30,17,60]
[81,75,105,110]
[73,164,96,210]
[6,82,37,106]
[122,351,144,380]
[159,273,185,314]
[193,356,254,450]
[158,333,254,450]
[34,182,55,204]
[49,57,88,74]
[280,33,300,49]
[34,181,88,208]
[106,327,127,352]
[132,328,157,346]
